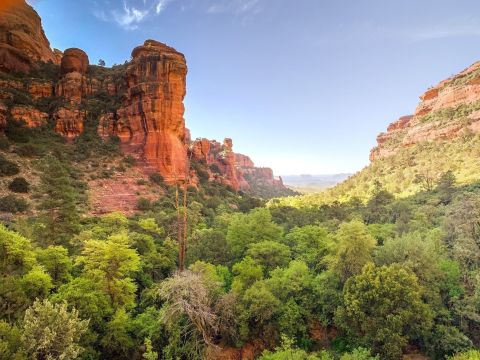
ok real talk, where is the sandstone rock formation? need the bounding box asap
[27,80,53,99]
[188,136,291,196]
[0,0,57,72]
[235,153,254,168]
[11,106,48,128]
[191,138,211,163]
[235,155,286,193]
[54,107,85,138]
[56,48,90,103]
[370,61,480,161]
[53,48,91,138]
[60,48,89,75]
[0,2,291,199]
[101,40,189,183]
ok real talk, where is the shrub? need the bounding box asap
[209,163,221,174]
[136,198,152,211]
[0,195,28,213]
[197,167,210,184]
[0,155,20,176]
[14,144,44,157]
[4,120,31,143]
[149,172,164,185]
[124,155,136,167]
[8,177,29,193]
[450,350,480,360]
[340,348,379,360]
[0,135,10,150]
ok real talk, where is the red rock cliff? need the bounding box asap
[190,136,290,195]
[371,61,480,161]
[0,0,58,72]
[101,40,189,183]
[0,3,291,198]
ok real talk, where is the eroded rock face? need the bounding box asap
[235,153,254,168]
[11,106,48,127]
[53,48,91,137]
[203,138,240,190]
[0,0,289,198]
[60,48,89,75]
[101,40,189,183]
[0,0,57,72]
[235,156,285,192]
[27,80,53,99]
[56,48,90,103]
[54,107,85,138]
[191,138,211,163]
[189,136,289,194]
[370,61,480,161]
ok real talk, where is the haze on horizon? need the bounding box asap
[30,0,480,175]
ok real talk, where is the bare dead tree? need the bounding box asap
[173,166,184,271]
[158,271,219,347]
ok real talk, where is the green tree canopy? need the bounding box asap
[336,263,433,359]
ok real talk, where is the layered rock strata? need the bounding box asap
[371,61,480,161]
[0,0,58,72]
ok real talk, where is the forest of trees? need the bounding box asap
[1,139,480,360]
[0,65,479,359]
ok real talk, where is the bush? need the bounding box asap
[427,325,473,359]
[149,172,164,185]
[0,155,20,177]
[14,144,44,157]
[0,195,28,213]
[4,120,31,143]
[209,163,221,174]
[136,198,152,211]
[340,348,379,360]
[8,177,29,193]
[0,135,10,150]
[450,350,480,360]
[124,155,136,167]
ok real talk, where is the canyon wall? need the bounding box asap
[0,0,58,73]
[104,40,189,183]
[0,0,291,198]
[371,61,480,161]
[190,137,290,194]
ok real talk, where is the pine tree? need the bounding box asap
[36,156,81,247]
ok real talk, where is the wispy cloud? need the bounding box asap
[93,0,174,30]
[92,0,264,30]
[406,24,480,42]
[111,1,148,30]
[206,0,262,14]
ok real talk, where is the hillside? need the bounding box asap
[0,0,293,217]
[275,61,480,207]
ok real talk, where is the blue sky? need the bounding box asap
[30,0,480,175]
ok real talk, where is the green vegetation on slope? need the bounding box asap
[1,147,480,359]
[274,134,480,208]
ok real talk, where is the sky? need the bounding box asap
[29,0,480,175]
